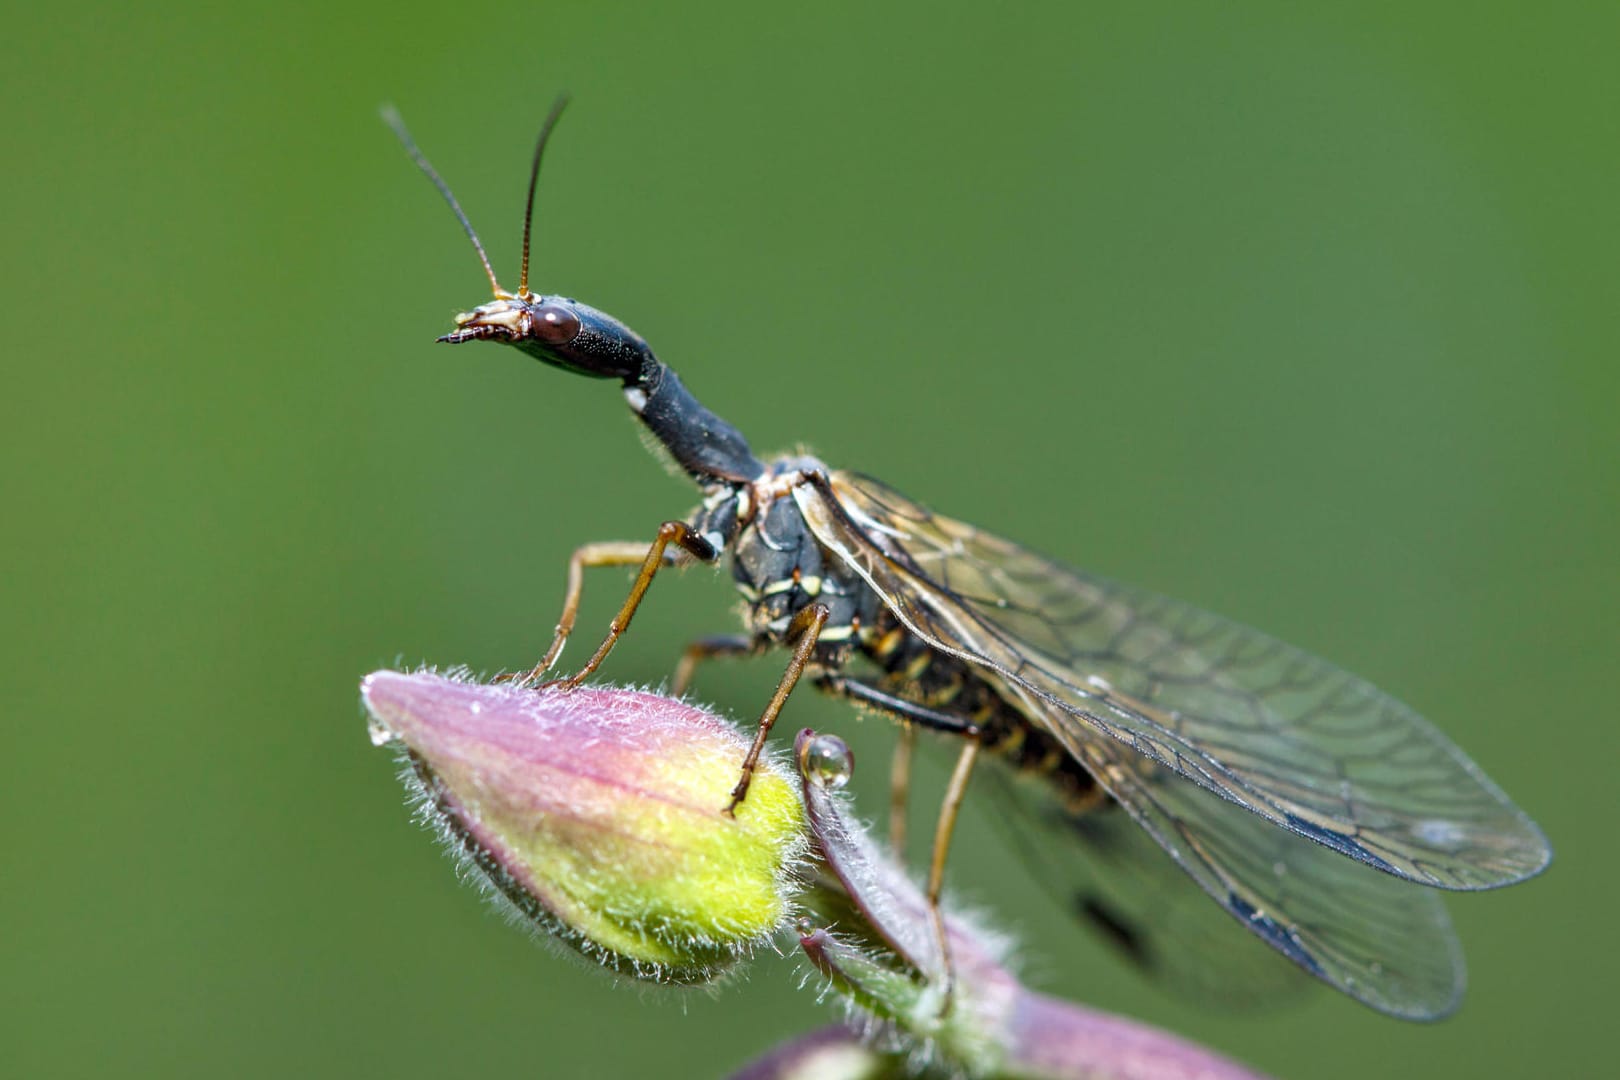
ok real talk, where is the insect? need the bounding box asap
[387,100,1551,1019]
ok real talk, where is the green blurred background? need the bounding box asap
[3,2,1613,1076]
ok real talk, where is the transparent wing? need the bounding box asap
[980,766,1317,1011]
[978,765,1318,1013]
[793,470,1550,893]
[1051,717,1464,1016]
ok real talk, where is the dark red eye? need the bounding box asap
[532,305,582,345]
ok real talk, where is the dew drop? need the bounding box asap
[800,733,854,790]
[366,718,396,747]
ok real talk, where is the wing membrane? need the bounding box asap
[795,470,1550,891]
[1081,723,1464,1017]
[981,742,1462,1017]
[981,766,1317,1012]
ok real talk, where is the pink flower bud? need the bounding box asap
[362,670,806,984]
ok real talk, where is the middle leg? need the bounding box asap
[671,633,760,697]
[725,603,829,816]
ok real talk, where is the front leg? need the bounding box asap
[520,521,718,686]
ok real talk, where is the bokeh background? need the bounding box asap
[4,2,1614,1077]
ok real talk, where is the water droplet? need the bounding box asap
[800,734,853,789]
[469,702,482,715]
[366,718,396,747]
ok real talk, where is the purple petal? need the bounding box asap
[1007,992,1274,1080]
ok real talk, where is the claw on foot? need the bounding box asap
[724,769,754,817]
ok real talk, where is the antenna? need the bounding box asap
[382,104,505,297]
[519,93,572,298]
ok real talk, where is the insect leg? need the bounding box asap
[529,521,718,687]
[928,737,983,1014]
[812,674,979,735]
[507,541,655,684]
[890,721,915,857]
[671,634,760,697]
[724,602,829,816]
[809,670,983,1003]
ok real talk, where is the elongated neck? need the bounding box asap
[629,359,764,484]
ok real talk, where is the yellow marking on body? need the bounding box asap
[818,623,855,643]
[871,626,907,659]
[903,650,933,681]
[762,578,796,596]
[736,582,761,602]
[930,676,963,706]
[995,725,1027,757]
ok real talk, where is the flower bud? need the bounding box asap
[362,670,806,984]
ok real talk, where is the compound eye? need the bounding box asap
[531,305,582,345]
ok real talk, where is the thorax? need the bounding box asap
[689,457,1100,809]
[690,457,880,658]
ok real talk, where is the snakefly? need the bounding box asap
[387,101,1550,1020]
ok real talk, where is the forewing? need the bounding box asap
[794,471,1549,891]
